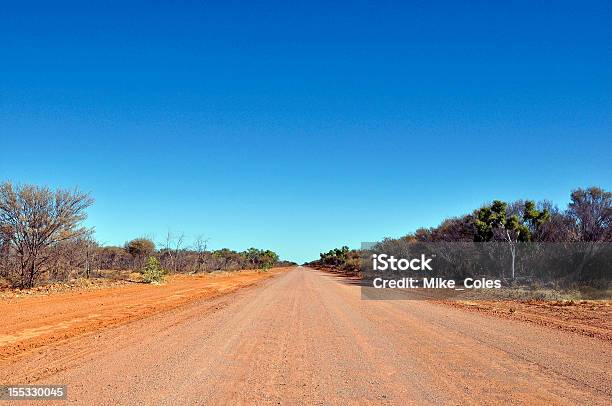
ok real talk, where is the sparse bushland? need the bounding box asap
[309,246,361,276]
[0,181,291,289]
[309,187,611,291]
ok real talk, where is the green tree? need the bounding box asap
[242,248,279,270]
[259,250,279,270]
[523,200,551,235]
[141,256,167,283]
[474,200,549,278]
[320,246,350,266]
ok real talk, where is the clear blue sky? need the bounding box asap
[1,1,611,263]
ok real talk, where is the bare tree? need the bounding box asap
[193,235,208,273]
[159,231,187,272]
[0,182,94,287]
[568,187,612,242]
[160,230,174,271]
[0,223,12,277]
[82,235,98,278]
[567,187,612,279]
[173,232,185,272]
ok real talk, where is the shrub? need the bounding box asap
[142,256,167,283]
[126,238,155,258]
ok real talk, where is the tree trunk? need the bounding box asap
[28,259,36,288]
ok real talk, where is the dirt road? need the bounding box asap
[1,267,610,405]
[0,269,284,360]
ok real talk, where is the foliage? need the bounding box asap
[243,248,279,270]
[314,246,360,275]
[315,187,611,284]
[320,246,350,265]
[141,256,167,283]
[0,181,93,287]
[125,239,155,258]
[2,180,608,288]
[212,248,243,270]
[568,187,612,242]
[473,200,549,243]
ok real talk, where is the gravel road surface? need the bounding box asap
[2,267,610,405]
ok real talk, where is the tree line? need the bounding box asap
[0,182,290,288]
[310,187,611,286]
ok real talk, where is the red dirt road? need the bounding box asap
[0,269,284,360]
[1,267,610,405]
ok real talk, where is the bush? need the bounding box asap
[142,256,167,283]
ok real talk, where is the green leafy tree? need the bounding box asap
[242,248,279,270]
[320,246,350,266]
[315,246,360,275]
[474,200,549,278]
[259,250,279,270]
[243,247,262,267]
[523,200,551,234]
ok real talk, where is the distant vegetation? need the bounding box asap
[0,181,292,288]
[309,187,611,285]
[314,246,361,276]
